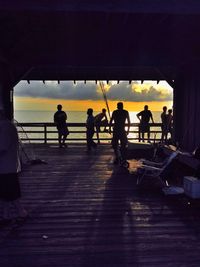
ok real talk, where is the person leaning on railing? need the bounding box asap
[136,105,154,143]
[94,108,108,144]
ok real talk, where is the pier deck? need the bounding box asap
[1,144,200,267]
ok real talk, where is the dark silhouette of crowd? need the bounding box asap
[160,106,173,144]
[52,103,173,163]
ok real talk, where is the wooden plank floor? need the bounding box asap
[1,144,200,267]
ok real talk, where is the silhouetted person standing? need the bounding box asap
[86,108,97,151]
[161,106,168,143]
[54,104,69,148]
[0,110,27,225]
[137,105,154,142]
[166,109,173,141]
[109,102,130,164]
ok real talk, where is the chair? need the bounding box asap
[136,151,178,185]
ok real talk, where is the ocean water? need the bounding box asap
[14,110,162,123]
[14,110,163,142]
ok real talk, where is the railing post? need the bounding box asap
[138,124,141,142]
[44,125,47,144]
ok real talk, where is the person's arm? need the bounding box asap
[94,113,100,124]
[104,114,108,122]
[161,113,163,123]
[136,112,141,122]
[86,116,90,129]
[171,115,173,124]
[167,115,173,128]
[109,114,114,133]
[63,111,67,121]
[53,113,56,124]
[54,113,59,125]
[150,112,154,124]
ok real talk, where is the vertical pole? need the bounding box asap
[44,125,47,144]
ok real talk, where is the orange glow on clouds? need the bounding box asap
[14,97,173,112]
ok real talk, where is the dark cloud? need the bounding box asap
[107,82,172,101]
[14,80,173,102]
[14,81,101,100]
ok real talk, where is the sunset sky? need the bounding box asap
[14,80,173,112]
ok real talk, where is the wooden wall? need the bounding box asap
[174,64,200,152]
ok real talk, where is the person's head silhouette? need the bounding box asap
[163,106,167,112]
[117,102,123,110]
[87,108,93,115]
[57,104,62,111]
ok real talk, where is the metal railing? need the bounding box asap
[16,122,164,143]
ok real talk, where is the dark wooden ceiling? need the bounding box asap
[1,1,200,84]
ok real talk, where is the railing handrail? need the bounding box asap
[16,122,165,143]
[16,122,162,126]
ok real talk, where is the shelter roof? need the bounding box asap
[2,1,200,14]
[1,1,200,84]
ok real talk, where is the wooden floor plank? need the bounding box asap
[1,144,200,267]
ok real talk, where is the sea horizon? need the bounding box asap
[14,109,164,123]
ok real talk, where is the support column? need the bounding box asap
[0,64,14,120]
[173,65,200,151]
